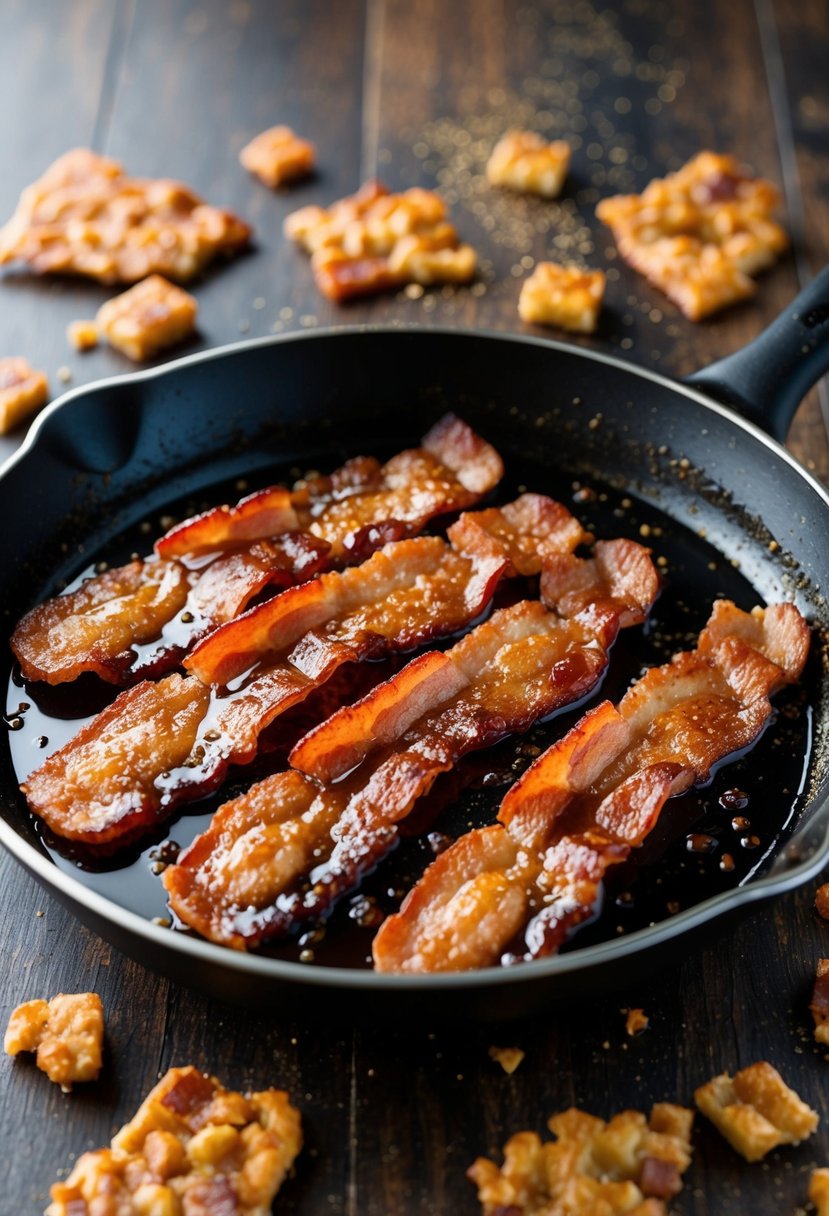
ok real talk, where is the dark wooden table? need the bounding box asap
[1,2,828,1212]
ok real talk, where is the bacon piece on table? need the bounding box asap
[373,601,809,972]
[25,494,581,847]
[11,413,503,686]
[164,540,658,949]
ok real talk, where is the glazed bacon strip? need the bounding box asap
[23,496,583,847]
[10,413,503,686]
[372,599,810,973]
[162,538,659,949]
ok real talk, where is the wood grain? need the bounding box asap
[0,2,828,1214]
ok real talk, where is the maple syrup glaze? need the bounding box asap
[5,452,814,970]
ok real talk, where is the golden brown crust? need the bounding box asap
[239,125,315,187]
[0,148,250,284]
[0,356,48,433]
[518,261,605,332]
[96,275,198,361]
[694,1061,818,1161]
[596,151,787,319]
[810,1168,829,1216]
[284,180,476,300]
[4,992,103,1092]
[468,1101,693,1215]
[46,1065,302,1216]
[487,130,571,198]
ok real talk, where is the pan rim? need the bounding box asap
[2,322,828,992]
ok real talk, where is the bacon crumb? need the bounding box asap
[67,319,100,351]
[816,884,829,920]
[488,1046,525,1075]
[4,992,103,1092]
[810,959,829,1046]
[240,125,315,187]
[0,356,48,433]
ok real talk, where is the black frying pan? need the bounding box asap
[2,267,829,1021]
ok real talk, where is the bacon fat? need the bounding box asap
[372,600,809,972]
[11,414,503,686]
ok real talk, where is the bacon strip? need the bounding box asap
[23,497,579,847]
[372,600,809,972]
[163,541,658,949]
[11,414,503,686]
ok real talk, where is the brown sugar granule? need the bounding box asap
[486,130,571,199]
[46,1065,302,1216]
[694,1060,818,1162]
[810,958,829,1047]
[67,319,100,351]
[0,148,250,284]
[810,1168,829,1216]
[596,151,787,320]
[285,179,476,301]
[625,1008,650,1037]
[0,356,48,433]
[4,992,103,1092]
[240,125,316,187]
[815,883,829,920]
[468,1101,693,1214]
[488,1045,525,1074]
[518,261,605,332]
[96,275,197,362]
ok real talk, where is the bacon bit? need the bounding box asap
[488,1046,525,1074]
[639,1155,681,1199]
[12,415,503,687]
[625,1008,650,1037]
[374,599,809,972]
[817,885,829,920]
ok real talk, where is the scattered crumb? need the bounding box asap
[815,884,829,920]
[625,1008,650,1037]
[67,319,100,351]
[488,1045,525,1074]
[810,959,829,1046]
[810,1168,829,1216]
[56,365,72,384]
[240,125,315,187]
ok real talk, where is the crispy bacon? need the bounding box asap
[26,496,582,846]
[541,537,661,627]
[373,600,809,972]
[163,538,658,949]
[11,415,502,687]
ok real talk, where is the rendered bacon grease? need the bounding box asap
[373,600,809,972]
[11,413,503,686]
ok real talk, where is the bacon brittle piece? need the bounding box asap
[285,180,476,301]
[596,150,787,320]
[46,1065,302,1216]
[164,587,643,949]
[12,415,503,687]
[0,148,251,284]
[373,600,809,972]
[23,674,211,845]
[4,992,104,1092]
[468,1102,694,1216]
[694,1061,818,1162]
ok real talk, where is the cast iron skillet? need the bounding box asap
[2,268,829,1021]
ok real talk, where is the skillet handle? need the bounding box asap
[686,265,829,442]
